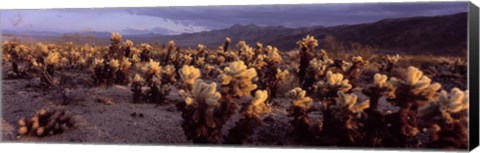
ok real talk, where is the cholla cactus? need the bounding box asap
[124,40,134,57]
[109,59,120,71]
[287,87,314,138]
[179,79,222,143]
[216,56,226,64]
[197,44,206,52]
[179,65,201,90]
[266,46,282,64]
[437,88,468,114]
[388,66,442,139]
[225,50,239,62]
[236,41,247,50]
[362,73,395,110]
[17,109,75,137]
[347,56,369,78]
[313,71,352,98]
[120,58,132,73]
[108,33,123,59]
[182,53,193,65]
[275,68,289,81]
[307,58,332,81]
[195,57,205,66]
[236,41,255,64]
[44,51,61,77]
[179,79,221,110]
[124,40,134,48]
[390,66,441,100]
[297,35,319,51]
[297,35,317,91]
[111,33,122,43]
[418,88,468,149]
[130,74,145,103]
[132,54,141,63]
[142,59,161,78]
[161,64,177,84]
[245,90,271,117]
[326,91,370,145]
[140,43,153,62]
[252,54,268,70]
[387,54,400,64]
[419,88,468,124]
[114,58,132,84]
[223,37,231,52]
[35,42,49,55]
[380,54,400,73]
[219,61,257,97]
[288,87,313,110]
[225,90,270,144]
[331,92,370,119]
[45,52,60,66]
[253,42,264,57]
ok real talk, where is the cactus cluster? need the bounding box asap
[18,109,75,137]
[1,33,469,149]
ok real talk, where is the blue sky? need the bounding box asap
[0,2,468,35]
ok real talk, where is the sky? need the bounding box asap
[0,2,469,35]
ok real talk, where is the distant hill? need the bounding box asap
[2,12,467,55]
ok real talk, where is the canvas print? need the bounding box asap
[0,1,472,150]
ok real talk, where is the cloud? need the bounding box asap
[127,2,468,28]
[1,2,468,34]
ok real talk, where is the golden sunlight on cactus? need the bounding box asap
[124,40,134,48]
[179,79,221,113]
[314,71,352,96]
[387,54,400,64]
[120,58,132,72]
[287,87,313,110]
[111,32,122,42]
[391,66,442,98]
[35,42,49,55]
[297,35,319,49]
[437,88,468,113]
[179,65,201,86]
[225,37,231,44]
[275,68,289,80]
[93,58,104,66]
[266,46,282,64]
[219,61,258,96]
[197,44,206,51]
[373,73,389,88]
[245,90,271,116]
[133,74,145,84]
[109,59,120,70]
[140,43,153,51]
[333,91,370,114]
[45,52,60,66]
[142,59,161,77]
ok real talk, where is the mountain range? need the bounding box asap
[2,12,468,55]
